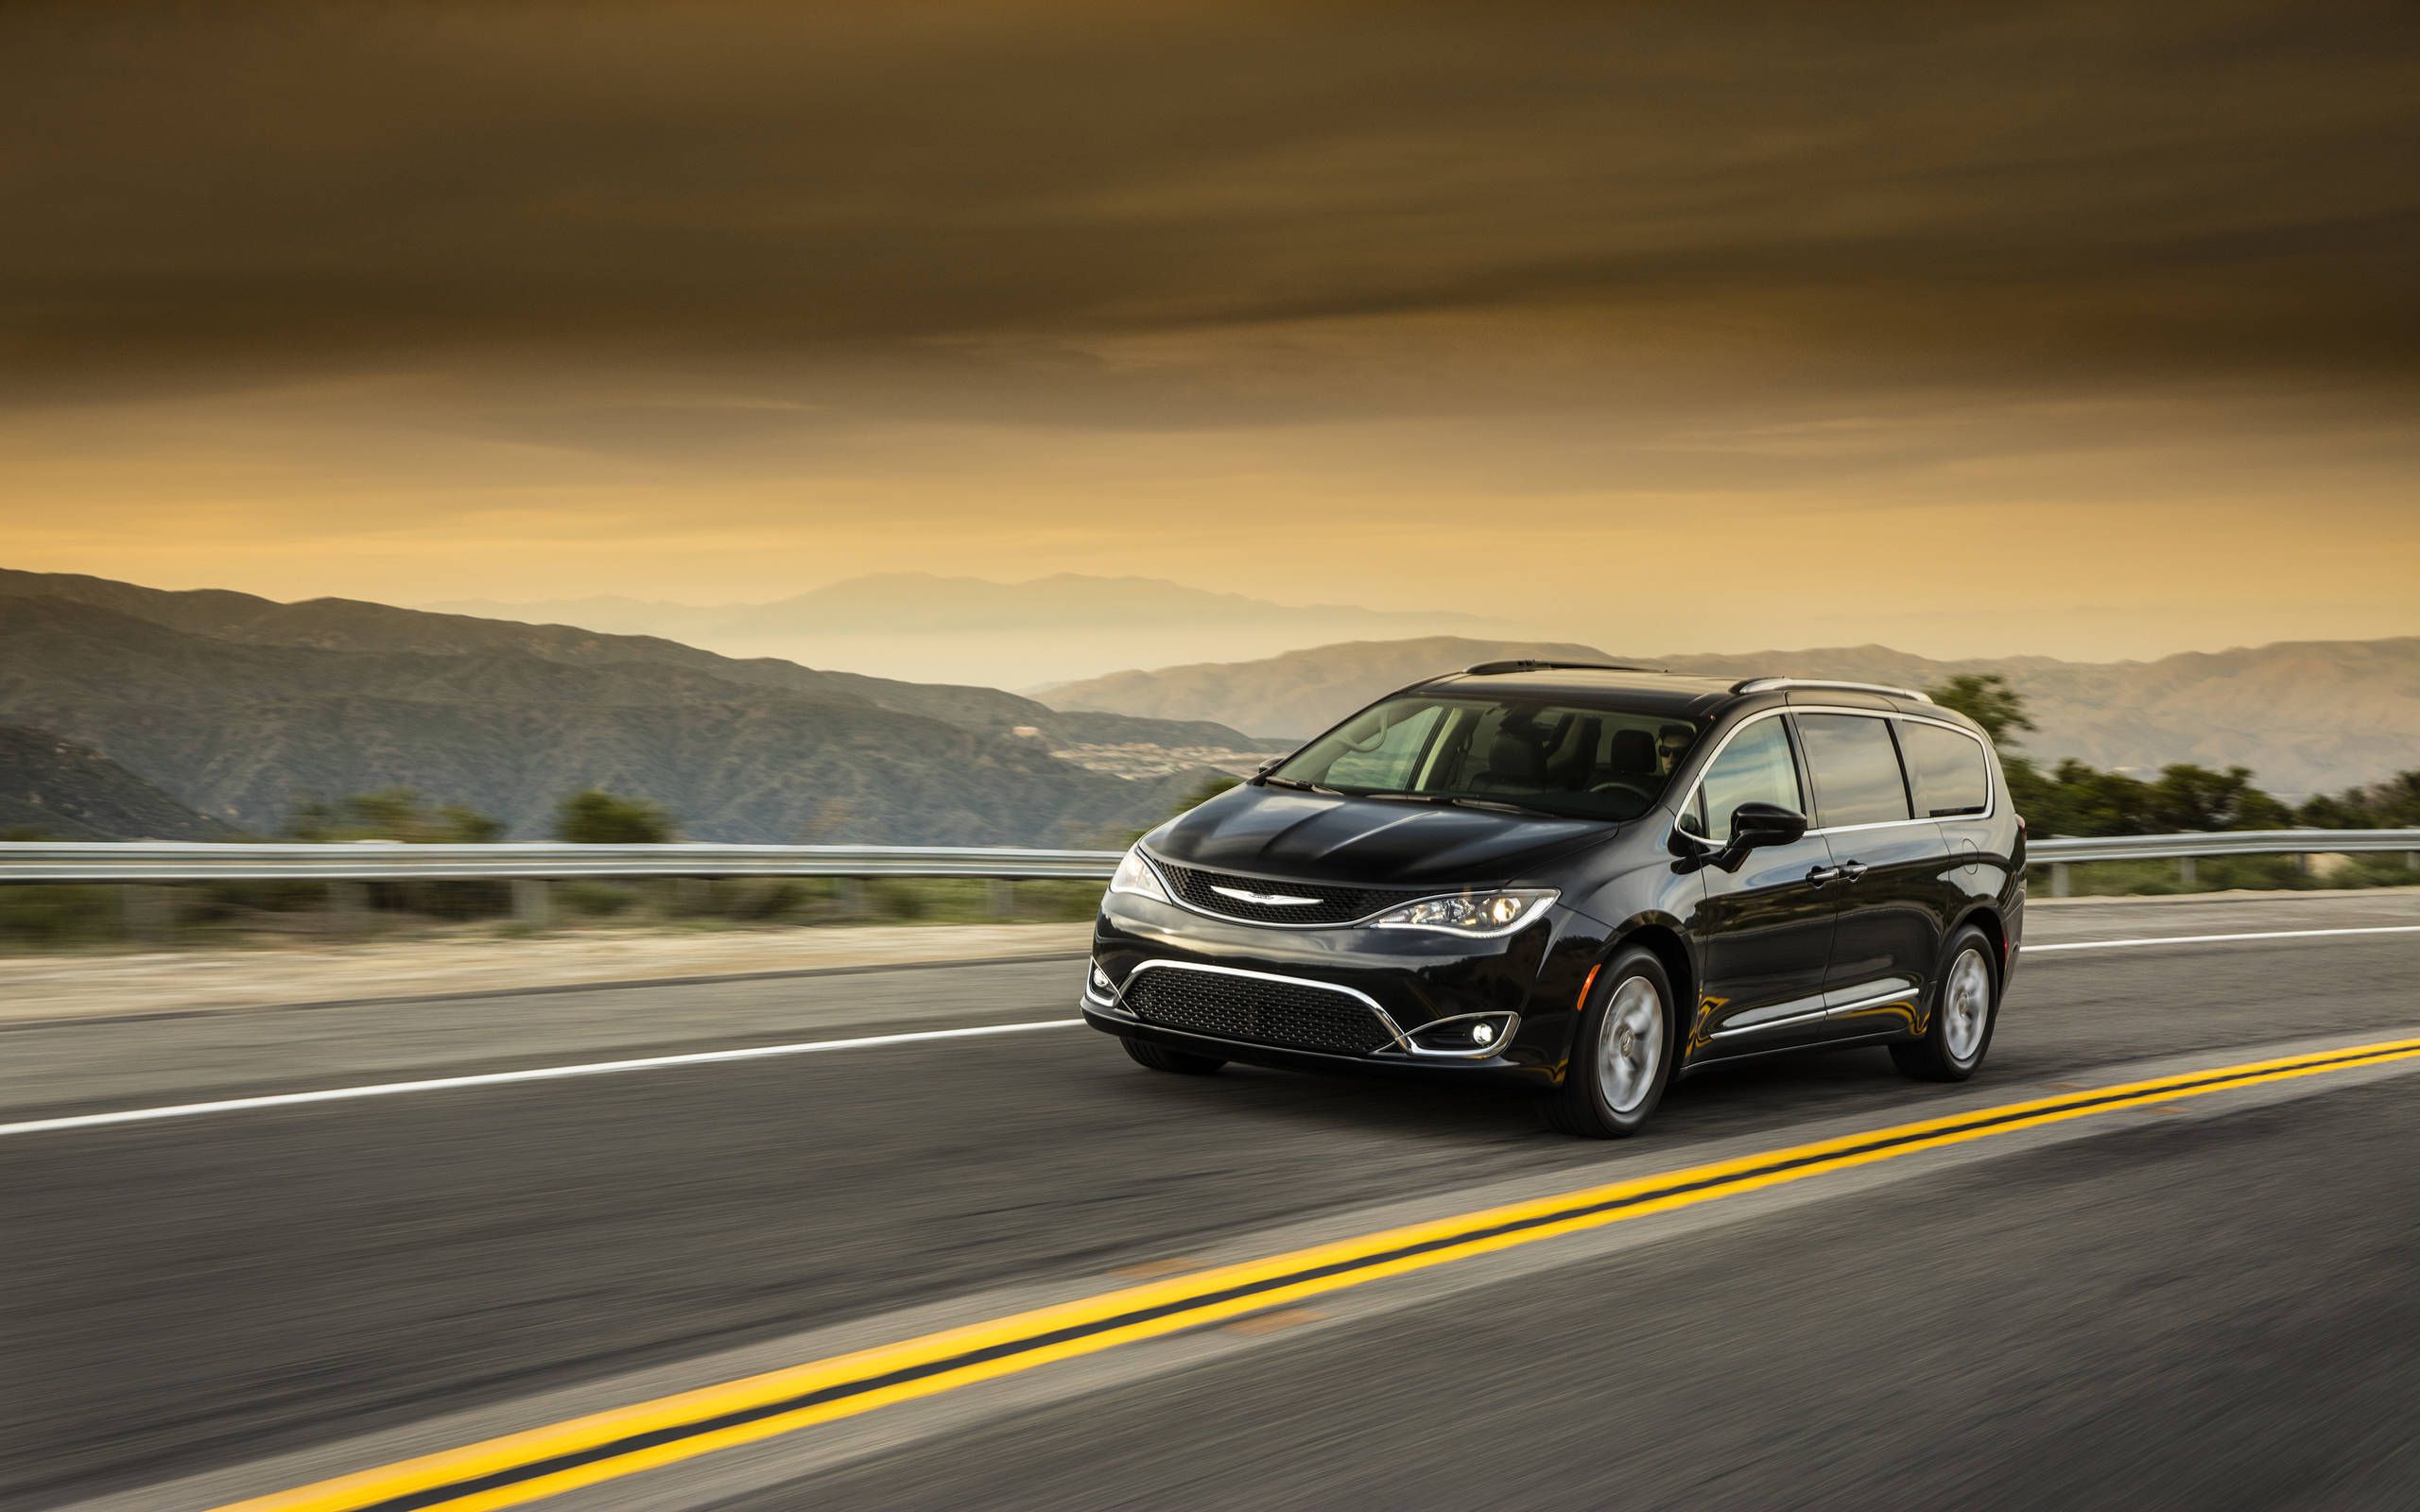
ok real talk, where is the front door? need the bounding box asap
[1795,711,1951,1038]
[1681,714,1841,1054]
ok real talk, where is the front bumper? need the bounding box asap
[1084,888,1598,1087]
[1083,1001,1552,1086]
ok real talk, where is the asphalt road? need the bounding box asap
[5,890,2419,1510]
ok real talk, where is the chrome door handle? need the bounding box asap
[1839,861,1869,883]
[1806,865,1845,886]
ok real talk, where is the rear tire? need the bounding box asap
[1543,948,1675,1138]
[1121,1036,1226,1075]
[1892,924,1999,1082]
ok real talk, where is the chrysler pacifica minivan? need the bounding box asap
[1083,662,2024,1136]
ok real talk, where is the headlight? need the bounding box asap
[1107,846,1172,905]
[1369,889,1556,936]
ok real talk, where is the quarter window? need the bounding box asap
[1695,717,1804,841]
[1796,713,1912,828]
[1902,721,1991,817]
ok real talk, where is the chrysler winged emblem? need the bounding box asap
[1209,884,1322,907]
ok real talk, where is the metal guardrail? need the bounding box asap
[3,831,2414,918]
[0,841,1127,934]
[4,831,2414,883]
[2027,828,2420,864]
[2029,829,2420,896]
[0,841,1125,885]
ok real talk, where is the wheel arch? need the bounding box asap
[1928,903,2009,1037]
[1949,902,2008,982]
[1603,916,1696,1056]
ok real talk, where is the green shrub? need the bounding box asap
[554,790,676,844]
[557,880,638,917]
[865,877,938,920]
[284,790,504,843]
[0,885,119,947]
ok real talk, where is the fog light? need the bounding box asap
[1091,964,1112,991]
[1405,1012,1519,1056]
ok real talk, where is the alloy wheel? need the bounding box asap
[1600,974,1666,1115]
[1943,946,1992,1063]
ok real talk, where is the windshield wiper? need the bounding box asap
[1260,774,1345,795]
[1360,790,1568,818]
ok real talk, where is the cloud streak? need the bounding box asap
[6,4,2414,395]
[1,2,2414,656]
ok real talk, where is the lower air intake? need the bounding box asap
[1123,967,1397,1056]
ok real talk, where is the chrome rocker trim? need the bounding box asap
[1705,986,1918,1040]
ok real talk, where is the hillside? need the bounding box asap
[423,573,1512,687]
[1039,636,2420,796]
[0,571,1256,754]
[0,576,1247,844]
[0,725,231,840]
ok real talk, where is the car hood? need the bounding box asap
[1148,783,1614,887]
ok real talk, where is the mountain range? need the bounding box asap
[9,567,2411,842]
[1039,636,2420,797]
[0,725,230,841]
[422,574,1512,688]
[0,571,1265,844]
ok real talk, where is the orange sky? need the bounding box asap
[4,3,2415,661]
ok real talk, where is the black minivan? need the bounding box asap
[1083,662,2024,1136]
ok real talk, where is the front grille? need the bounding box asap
[1124,967,1398,1056]
[1152,859,1422,926]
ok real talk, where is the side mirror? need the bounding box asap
[1726,801,1808,854]
[1668,801,1807,873]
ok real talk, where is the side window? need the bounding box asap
[1695,717,1805,842]
[1796,713,1913,828]
[1323,704,1445,788]
[1902,721,1991,816]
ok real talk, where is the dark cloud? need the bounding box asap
[3,0,2415,415]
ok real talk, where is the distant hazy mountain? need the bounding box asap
[1039,635,2420,796]
[0,725,230,840]
[1038,639,1616,740]
[424,574,1514,687]
[0,571,1264,844]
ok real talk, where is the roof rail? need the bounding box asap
[1729,677,1933,703]
[1462,659,1667,676]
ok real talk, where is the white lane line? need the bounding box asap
[2026,923,2420,954]
[0,1019,1084,1140]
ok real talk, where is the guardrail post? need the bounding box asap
[511,878,553,928]
[2049,862,2072,899]
[2177,856,2196,887]
[836,877,867,918]
[122,885,174,945]
[329,881,370,936]
[989,878,1015,919]
[2408,850,2419,872]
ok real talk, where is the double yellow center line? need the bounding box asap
[217,1035,2420,1512]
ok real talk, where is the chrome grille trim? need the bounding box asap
[1143,850,1425,929]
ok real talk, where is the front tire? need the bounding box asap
[1120,1036,1225,1075]
[1543,948,1675,1138]
[1892,924,1999,1082]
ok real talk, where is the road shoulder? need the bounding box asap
[0,922,1091,1026]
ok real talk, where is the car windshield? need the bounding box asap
[1266,694,1702,822]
